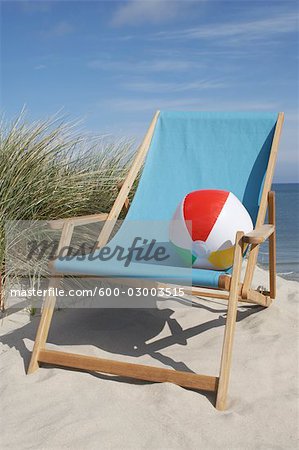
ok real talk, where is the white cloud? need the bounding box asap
[34,64,47,70]
[123,79,226,93]
[44,21,74,38]
[87,58,203,72]
[154,11,298,42]
[111,0,199,27]
[102,97,277,113]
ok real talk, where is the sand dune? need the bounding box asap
[1,266,298,449]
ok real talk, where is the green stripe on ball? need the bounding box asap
[171,243,196,266]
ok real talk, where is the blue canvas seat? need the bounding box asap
[54,111,277,288]
[54,239,227,288]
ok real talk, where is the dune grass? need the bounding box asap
[0,113,134,304]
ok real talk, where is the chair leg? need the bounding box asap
[27,278,59,374]
[28,220,74,373]
[268,191,276,299]
[216,232,244,410]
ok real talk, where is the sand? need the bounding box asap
[0,266,298,449]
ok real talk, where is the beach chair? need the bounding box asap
[28,111,284,410]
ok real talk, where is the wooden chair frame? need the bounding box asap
[28,111,284,410]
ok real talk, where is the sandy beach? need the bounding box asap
[1,266,298,450]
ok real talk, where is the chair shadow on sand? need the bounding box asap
[0,296,262,403]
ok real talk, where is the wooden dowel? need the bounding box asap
[38,349,219,393]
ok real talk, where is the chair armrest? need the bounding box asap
[48,213,109,230]
[243,224,275,244]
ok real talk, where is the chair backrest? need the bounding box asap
[126,111,279,227]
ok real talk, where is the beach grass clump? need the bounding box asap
[0,112,134,302]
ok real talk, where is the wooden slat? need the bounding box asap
[255,114,284,227]
[96,111,160,249]
[216,231,244,410]
[190,289,229,300]
[28,221,74,374]
[242,113,284,298]
[180,284,230,300]
[38,349,219,392]
[189,285,270,306]
[117,181,130,211]
[243,224,275,244]
[156,282,230,299]
[27,280,58,374]
[246,289,272,307]
[268,191,276,299]
[189,286,271,306]
[48,213,108,230]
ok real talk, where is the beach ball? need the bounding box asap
[169,190,253,270]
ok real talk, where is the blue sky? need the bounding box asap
[1,0,298,181]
